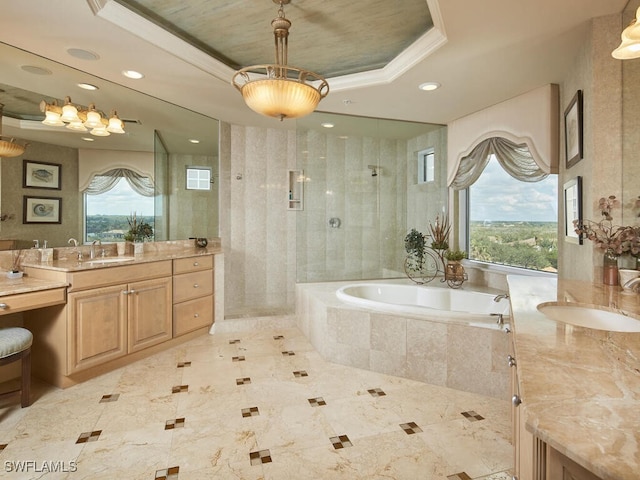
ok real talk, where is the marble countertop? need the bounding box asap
[507,275,640,480]
[0,275,68,297]
[19,246,221,273]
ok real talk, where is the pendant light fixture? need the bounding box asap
[0,104,27,158]
[232,0,329,121]
[612,7,640,59]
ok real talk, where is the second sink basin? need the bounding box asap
[86,257,135,265]
[537,302,640,332]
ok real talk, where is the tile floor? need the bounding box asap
[0,324,513,479]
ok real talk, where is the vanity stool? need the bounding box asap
[0,327,32,407]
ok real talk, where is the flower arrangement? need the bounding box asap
[428,214,451,250]
[124,212,154,243]
[574,195,639,255]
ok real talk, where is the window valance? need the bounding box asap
[84,168,154,197]
[447,84,559,187]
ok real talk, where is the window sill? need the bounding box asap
[463,259,557,278]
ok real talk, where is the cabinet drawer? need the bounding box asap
[0,287,66,315]
[69,261,172,292]
[173,255,213,274]
[173,270,213,303]
[173,296,213,336]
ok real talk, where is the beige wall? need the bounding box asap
[0,140,81,249]
[558,13,624,282]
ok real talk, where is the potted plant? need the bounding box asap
[124,213,154,255]
[428,215,451,250]
[444,249,467,282]
[404,228,426,271]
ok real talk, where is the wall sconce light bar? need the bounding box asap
[39,96,125,136]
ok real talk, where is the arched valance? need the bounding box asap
[447,84,559,187]
[84,168,154,197]
[449,137,548,190]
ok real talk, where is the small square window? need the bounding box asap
[186,167,211,190]
[418,148,435,184]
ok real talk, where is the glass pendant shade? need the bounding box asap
[241,78,322,119]
[0,138,26,158]
[612,8,640,59]
[106,114,125,134]
[84,109,103,129]
[60,103,80,123]
[90,126,110,137]
[42,110,65,126]
[66,119,88,132]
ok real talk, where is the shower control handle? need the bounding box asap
[512,394,522,407]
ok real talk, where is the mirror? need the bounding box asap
[0,42,219,248]
[622,1,640,226]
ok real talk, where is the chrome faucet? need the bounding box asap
[90,239,102,259]
[623,277,640,292]
[68,238,78,247]
[493,293,509,302]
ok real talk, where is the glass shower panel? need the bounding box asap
[295,112,446,283]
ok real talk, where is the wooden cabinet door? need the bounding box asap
[68,285,127,373]
[547,447,603,480]
[128,276,172,353]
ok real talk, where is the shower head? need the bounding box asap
[367,165,380,177]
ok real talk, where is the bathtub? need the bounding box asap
[336,282,509,326]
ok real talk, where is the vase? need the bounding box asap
[603,249,619,286]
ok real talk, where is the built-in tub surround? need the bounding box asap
[296,279,511,399]
[508,275,640,479]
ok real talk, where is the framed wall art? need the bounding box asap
[23,160,61,189]
[564,90,583,169]
[563,176,582,244]
[23,196,62,224]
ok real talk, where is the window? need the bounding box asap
[186,166,212,190]
[417,148,435,184]
[85,178,154,243]
[467,156,558,272]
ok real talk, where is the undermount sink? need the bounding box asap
[537,302,640,333]
[86,257,135,265]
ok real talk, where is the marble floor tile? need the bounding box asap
[0,324,512,479]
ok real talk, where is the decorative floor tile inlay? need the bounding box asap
[0,444,6,452]
[232,355,246,362]
[293,370,308,377]
[241,407,260,418]
[229,339,241,344]
[249,449,272,466]
[400,422,423,434]
[308,397,327,407]
[273,335,284,340]
[99,393,120,403]
[155,466,180,479]
[76,430,102,444]
[330,434,353,449]
[165,418,186,430]
[236,377,252,385]
[177,361,191,368]
[171,385,189,394]
[281,351,295,356]
[461,410,485,422]
[368,388,386,397]
[447,473,472,480]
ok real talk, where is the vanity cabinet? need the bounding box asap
[172,256,214,336]
[547,447,602,480]
[67,263,172,373]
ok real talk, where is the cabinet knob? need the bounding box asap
[512,394,522,407]
[194,313,199,318]
[193,262,199,266]
[0,303,7,309]
[507,355,517,367]
[193,284,199,288]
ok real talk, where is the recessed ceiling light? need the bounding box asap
[321,122,334,128]
[122,70,144,80]
[418,82,441,91]
[21,65,52,75]
[78,83,98,91]
[67,48,99,61]
[81,137,95,142]
[188,139,200,144]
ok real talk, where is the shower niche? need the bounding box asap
[287,169,304,210]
